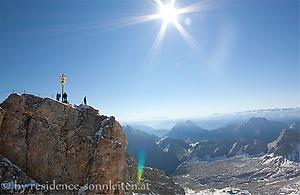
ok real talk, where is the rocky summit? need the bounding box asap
[0,93,127,194]
[0,94,183,194]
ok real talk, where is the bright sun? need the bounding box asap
[159,3,178,24]
[120,0,202,58]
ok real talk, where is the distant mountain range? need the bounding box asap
[125,124,169,137]
[124,116,299,175]
[124,107,300,130]
[167,120,208,141]
[167,117,287,141]
[192,107,300,129]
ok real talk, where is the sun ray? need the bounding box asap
[177,0,213,15]
[170,0,176,7]
[72,0,206,61]
[173,21,200,49]
[36,0,208,55]
[153,0,164,8]
[148,22,168,62]
[104,13,162,30]
[55,13,162,35]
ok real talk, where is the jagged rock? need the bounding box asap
[0,107,4,126]
[124,153,138,184]
[0,94,127,194]
[124,153,185,195]
[0,155,42,194]
[268,122,300,162]
[142,167,185,195]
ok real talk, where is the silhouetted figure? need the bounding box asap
[56,93,61,101]
[62,92,68,103]
[65,93,68,103]
[83,96,87,105]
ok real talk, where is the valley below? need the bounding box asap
[173,155,300,194]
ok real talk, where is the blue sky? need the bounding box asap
[0,0,299,122]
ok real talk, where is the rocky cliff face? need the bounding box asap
[0,94,127,194]
[0,94,184,194]
[0,107,4,126]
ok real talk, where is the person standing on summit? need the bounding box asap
[62,92,68,103]
[56,92,61,101]
[83,96,87,105]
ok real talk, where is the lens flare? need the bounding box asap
[137,151,146,182]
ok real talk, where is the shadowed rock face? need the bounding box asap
[0,94,127,194]
[268,122,300,162]
[124,126,183,175]
[124,153,185,195]
[0,155,41,194]
[0,108,4,126]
